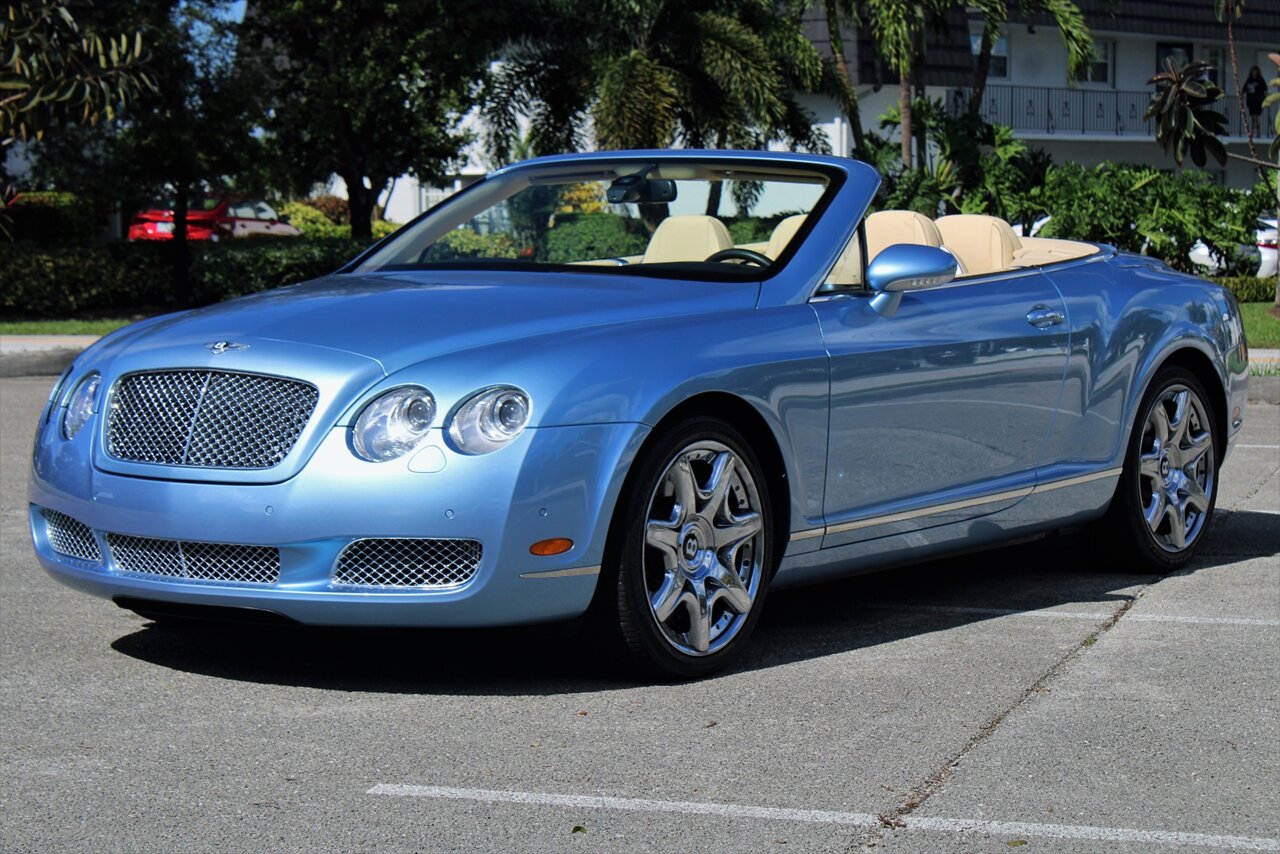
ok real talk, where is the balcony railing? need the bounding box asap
[947,85,1278,139]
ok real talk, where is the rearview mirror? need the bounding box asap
[607,175,677,204]
[865,244,958,317]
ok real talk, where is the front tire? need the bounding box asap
[1101,367,1219,572]
[601,417,774,679]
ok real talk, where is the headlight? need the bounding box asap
[352,386,436,462]
[61,372,101,440]
[448,386,531,454]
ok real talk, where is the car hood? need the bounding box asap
[113,269,761,375]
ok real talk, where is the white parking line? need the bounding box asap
[367,784,1280,851]
[866,603,1280,627]
[1235,444,1280,449]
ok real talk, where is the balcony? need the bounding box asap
[947,84,1277,141]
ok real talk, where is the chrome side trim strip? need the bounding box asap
[519,565,602,580]
[786,467,1123,546]
[825,486,1035,536]
[1033,467,1123,493]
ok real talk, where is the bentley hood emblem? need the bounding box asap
[206,341,250,355]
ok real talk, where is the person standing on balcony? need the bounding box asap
[1243,65,1267,136]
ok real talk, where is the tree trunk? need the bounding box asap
[705,181,723,216]
[970,22,995,115]
[913,36,927,171]
[899,70,912,170]
[1225,15,1259,162]
[170,181,192,308]
[346,175,376,242]
[824,0,866,156]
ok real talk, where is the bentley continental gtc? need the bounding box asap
[30,150,1249,678]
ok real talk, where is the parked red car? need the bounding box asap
[127,195,302,241]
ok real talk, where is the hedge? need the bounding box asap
[2,238,1275,320]
[0,238,368,317]
[1209,277,1277,304]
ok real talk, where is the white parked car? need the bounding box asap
[1189,218,1278,278]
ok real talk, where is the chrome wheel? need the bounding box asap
[643,441,766,656]
[1136,384,1215,553]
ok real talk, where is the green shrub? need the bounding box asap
[0,238,368,317]
[5,191,98,243]
[278,200,398,240]
[425,229,520,261]
[726,218,774,246]
[1031,163,1257,273]
[302,195,349,225]
[1209,277,1278,303]
[279,200,347,238]
[545,214,647,262]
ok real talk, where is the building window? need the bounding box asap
[1156,42,1194,74]
[1201,46,1225,86]
[970,25,1009,79]
[1073,40,1114,86]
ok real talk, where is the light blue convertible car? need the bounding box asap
[30,150,1249,677]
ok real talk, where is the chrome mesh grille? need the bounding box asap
[43,509,102,562]
[106,534,279,585]
[107,370,318,469]
[333,538,482,588]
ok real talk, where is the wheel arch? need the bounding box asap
[598,391,793,584]
[1141,344,1229,461]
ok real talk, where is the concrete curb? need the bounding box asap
[0,348,80,379]
[2,340,1279,403]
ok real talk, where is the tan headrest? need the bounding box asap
[765,214,807,260]
[865,210,943,261]
[642,215,733,264]
[935,214,1023,276]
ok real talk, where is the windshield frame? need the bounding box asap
[343,155,848,283]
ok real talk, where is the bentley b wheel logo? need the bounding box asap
[206,341,249,355]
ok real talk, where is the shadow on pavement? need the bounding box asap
[109,509,1278,696]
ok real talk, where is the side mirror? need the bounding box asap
[865,244,958,317]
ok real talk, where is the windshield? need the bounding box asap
[354,159,836,278]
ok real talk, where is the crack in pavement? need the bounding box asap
[847,589,1148,852]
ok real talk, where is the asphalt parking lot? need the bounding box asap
[1,375,1276,853]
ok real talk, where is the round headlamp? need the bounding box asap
[352,386,436,462]
[61,372,101,440]
[448,386,531,455]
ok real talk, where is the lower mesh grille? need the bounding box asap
[333,538,482,588]
[43,509,102,562]
[106,534,279,585]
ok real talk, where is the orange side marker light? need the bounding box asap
[530,538,574,556]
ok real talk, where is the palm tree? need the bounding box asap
[968,0,1092,117]
[821,0,867,155]
[483,0,828,163]
[1215,0,1258,161]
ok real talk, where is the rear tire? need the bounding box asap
[1099,366,1219,573]
[597,417,774,680]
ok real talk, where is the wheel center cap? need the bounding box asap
[1159,455,1171,478]
[682,532,701,562]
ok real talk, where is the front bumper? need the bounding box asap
[29,421,648,626]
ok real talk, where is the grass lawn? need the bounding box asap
[1240,302,1280,349]
[0,318,135,336]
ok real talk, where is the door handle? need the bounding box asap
[1026,305,1065,328]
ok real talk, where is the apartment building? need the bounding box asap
[801,0,1280,187]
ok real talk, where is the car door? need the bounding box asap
[812,264,1070,548]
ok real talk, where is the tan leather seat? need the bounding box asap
[935,214,1023,276]
[825,210,941,288]
[764,214,806,260]
[865,210,944,261]
[642,215,733,264]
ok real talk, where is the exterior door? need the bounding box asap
[813,269,1069,547]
